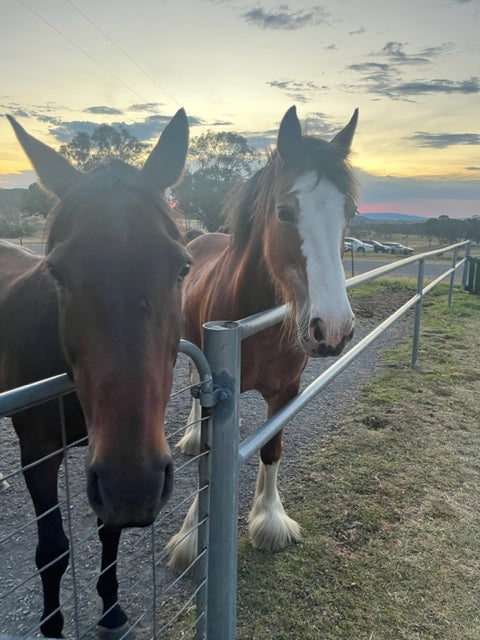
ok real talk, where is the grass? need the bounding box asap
[235,282,480,639]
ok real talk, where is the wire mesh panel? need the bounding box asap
[0,350,210,640]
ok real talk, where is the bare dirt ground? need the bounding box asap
[0,288,414,638]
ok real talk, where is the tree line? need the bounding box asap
[0,122,478,241]
[351,215,480,245]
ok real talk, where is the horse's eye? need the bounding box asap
[47,262,65,287]
[178,262,191,283]
[277,206,297,224]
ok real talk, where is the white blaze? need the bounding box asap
[295,172,354,344]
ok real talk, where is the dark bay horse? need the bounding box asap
[167,106,359,571]
[0,110,190,638]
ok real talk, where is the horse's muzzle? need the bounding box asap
[300,317,355,357]
[86,453,174,528]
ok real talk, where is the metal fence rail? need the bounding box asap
[0,340,212,640]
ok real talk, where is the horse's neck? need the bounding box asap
[228,234,277,317]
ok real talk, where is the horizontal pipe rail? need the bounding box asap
[0,339,212,418]
[238,292,420,464]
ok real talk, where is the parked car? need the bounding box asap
[344,237,374,253]
[383,241,414,256]
[361,239,390,253]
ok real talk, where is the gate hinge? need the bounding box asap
[191,385,231,408]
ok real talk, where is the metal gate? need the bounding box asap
[0,340,212,640]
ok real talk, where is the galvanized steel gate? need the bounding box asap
[0,340,214,640]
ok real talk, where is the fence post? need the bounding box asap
[462,241,471,291]
[203,320,241,640]
[448,246,458,307]
[411,258,425,369]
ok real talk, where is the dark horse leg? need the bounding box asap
[96,521,130,639]
[248,384,302,551]
[22,450,69,638]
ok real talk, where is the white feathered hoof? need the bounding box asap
[166,496,199,573]
[176,423,201,456]
[248,496,302,551]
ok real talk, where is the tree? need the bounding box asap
[174,131,259,231]
[465,216,480,244]
[59,124,150,171]
[0,209,43,238]
[20,183,56,218]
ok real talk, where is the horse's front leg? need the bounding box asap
[248,387,302,551]
[22,453,69,638]
[96,522,130,640]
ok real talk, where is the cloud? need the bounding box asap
[127,103,165,113]
[346,62,395,85]
[378,41,453,65]
[302,112,344,137]
[267,79,328,103]
[118,114,204,140]
[346,58,480,99]
[408,132,480,148]
[84,106,124,115]
[0,103,65,125]
[2,106,30,119]
[391,77,480,96]
[2,102,205,144]
[47,115,196,144]
[345,41,476,100]
[242,4,329,30]
[48,121,99,142]
[209,120,235,126]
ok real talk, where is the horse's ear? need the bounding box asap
[141,108,189,191]
[330,108,358,156]
[6,115,83,198]
[277,106,302,163]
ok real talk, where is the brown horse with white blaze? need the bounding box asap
[0,109,190,638]
[167,106,359,571]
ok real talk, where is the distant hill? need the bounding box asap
[356,212,425,223]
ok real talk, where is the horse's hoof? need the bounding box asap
[97,622,134,640]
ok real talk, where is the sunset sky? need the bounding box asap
[1,0,479,218]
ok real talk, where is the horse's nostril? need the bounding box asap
[87,467,103,511]
[310,317,324,343]
[162,461,174,503]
